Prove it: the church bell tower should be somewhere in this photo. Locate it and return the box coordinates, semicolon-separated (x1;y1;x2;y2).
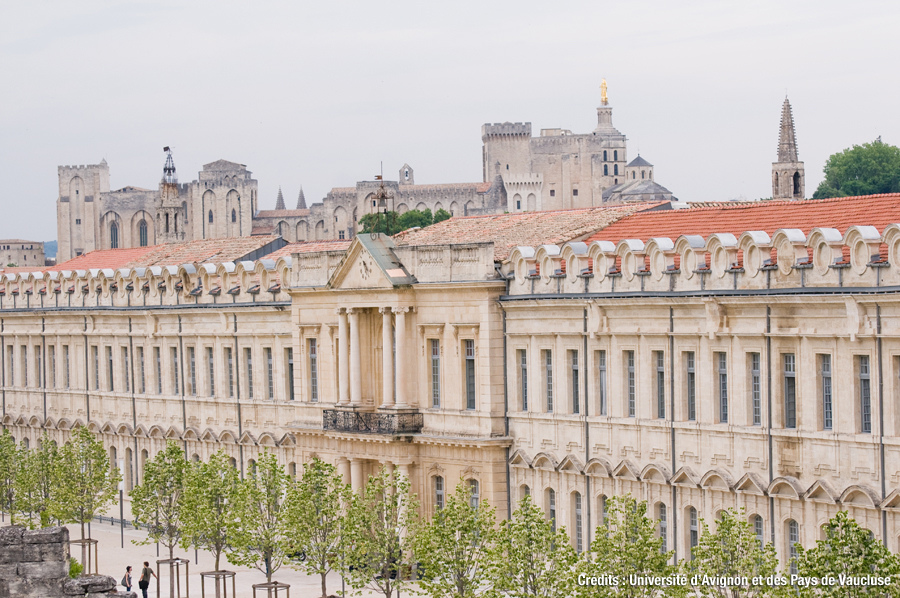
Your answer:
772;98;805;200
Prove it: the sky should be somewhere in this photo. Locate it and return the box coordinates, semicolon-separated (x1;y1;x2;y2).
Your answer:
1;0;898;242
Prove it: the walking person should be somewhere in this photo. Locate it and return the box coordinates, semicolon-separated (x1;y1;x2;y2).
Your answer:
138;561;157;598
121;566;132;592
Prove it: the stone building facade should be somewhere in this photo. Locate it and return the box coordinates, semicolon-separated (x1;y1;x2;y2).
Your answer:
1;240;45;268
9;193;900;571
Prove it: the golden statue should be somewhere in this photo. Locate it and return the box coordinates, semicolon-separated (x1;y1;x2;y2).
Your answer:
600;79;608;105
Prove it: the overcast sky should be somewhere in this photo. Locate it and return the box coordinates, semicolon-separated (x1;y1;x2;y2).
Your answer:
2;0;898;242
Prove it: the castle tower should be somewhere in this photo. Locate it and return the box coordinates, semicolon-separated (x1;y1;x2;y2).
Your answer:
275;187;285;210
772;98;805;200
481;122;533;183
157;147;187;243
56;160;110;261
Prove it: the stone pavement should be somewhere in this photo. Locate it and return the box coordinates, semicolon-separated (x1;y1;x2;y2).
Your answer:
64;522;412;598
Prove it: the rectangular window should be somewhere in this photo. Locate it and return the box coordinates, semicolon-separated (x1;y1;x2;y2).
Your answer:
717;352;728;423
750;353;761;426
188;347;197;396
597;350;607;415
122;347;130;393
655;351;665;419
35;346;42;389
465;339;476;410
626;350;635;417
574;493;583;553
6;346;13;387
431;339;441;408
226;347;234;398
171;347;179;394
821;354;832;430
92;345;99;390
155;347;162;394
570;350;580;414
435;476;445;510
22;346;28;387
265;347;274;400
285;348;294;401
859;355;872;433
689;508;699;560
659;504;667;553
544;349;553;412
207;347;215;397
783;354;796;428
309;339;318;403
548;489;556;533
106;346;113;392
138;347;145;394
686;352;696;421
518;349;527;411
49;346;56;388
244;348;253;399
63;345;70;389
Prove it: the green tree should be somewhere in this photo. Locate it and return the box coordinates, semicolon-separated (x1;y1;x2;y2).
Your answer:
413;479;497;598
55;426;121;569
397;208;433;230
343;467;419;598
689;508;784;598
813;139;900;199
0;430;19;524
433;208;452;224
359;208;435;235
130;441;188;560
228;451;291;584
180;451;243;574
486;494;576;598
282;457;350;598
16;434;59;528
575;494;682;598
796;510;900;598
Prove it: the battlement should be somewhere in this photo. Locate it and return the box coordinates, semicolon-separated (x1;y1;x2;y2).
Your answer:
58;162;107;172
481;122;532;139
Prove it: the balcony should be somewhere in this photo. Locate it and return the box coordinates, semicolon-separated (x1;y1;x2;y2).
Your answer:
323;408;423;435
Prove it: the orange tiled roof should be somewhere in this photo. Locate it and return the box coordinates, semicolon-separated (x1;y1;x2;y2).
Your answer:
255;209;311;218
262;240;352;260
50;236;282;271
585;194;900;244
393;203;665;261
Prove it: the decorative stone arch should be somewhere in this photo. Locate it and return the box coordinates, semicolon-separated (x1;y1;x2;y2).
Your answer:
164;426;182;440
115;423;133;437
807;227;844;275
771;228;809;276
296;220;309;242
644;237;676;282
673;235;706;280
639;463;671;484
615;239;647;281
257;432;278;448
561;241;589;283
699;468;734;491
464;200;475;215
238;431;257;446
734;472;768;495
531;452;558;471
396;203;409;214
86;421;102;434
133;424;149;438
803;480;839;504
843;225;883;276
147;425;166;440
449;201;459;216
508;246;536;286
587;240;616;282
706;233;740;279
839;484;880;508
585;458;612;478
99;422;117;436
200;428;219;443
27;415;43;429
670;466;700;488
768;476;804;499
508;449;533;469
558;454;585;475
314;220;325;240
219;430;238;444
182;427;201;442
612;459;640;480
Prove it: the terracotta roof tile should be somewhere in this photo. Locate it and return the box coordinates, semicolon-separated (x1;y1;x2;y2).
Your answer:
586;194;900;244
262;240;353;260
393;203;665;261
255;209;311;218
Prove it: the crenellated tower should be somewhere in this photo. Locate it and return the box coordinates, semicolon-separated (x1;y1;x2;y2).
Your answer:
772;97;805;200
156;147;188;243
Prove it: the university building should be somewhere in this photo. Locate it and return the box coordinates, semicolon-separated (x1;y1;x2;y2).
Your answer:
5;190;900;570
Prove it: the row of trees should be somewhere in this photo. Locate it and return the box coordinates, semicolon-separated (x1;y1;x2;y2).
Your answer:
358;207;452;235
3;429;899;597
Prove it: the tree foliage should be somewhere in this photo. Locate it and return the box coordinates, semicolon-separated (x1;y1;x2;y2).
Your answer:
413;479;497;598
0;430;19;524
486;494;576;598
180;450;244;572
130;441;188;560
343;467;419;598
689;508;784;598
813;139;900;199
282;457;350;598
433;208;452;224
576;494;682;598
16;434;59;528
796;510;900;598
359;208;441;235
228;451;291;583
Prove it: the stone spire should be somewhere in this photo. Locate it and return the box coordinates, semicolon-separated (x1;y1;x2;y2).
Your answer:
275;186;285;210
162;146;177;184
777;97;799;162
296;187;307;209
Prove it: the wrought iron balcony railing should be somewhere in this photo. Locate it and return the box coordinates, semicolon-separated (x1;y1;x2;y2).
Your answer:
323;409;423;435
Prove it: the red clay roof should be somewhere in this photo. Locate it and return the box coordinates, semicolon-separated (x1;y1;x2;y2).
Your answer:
255;209;311;218
393;203;665;261
586;194;900;244
51;236;281;271
262;240;352;260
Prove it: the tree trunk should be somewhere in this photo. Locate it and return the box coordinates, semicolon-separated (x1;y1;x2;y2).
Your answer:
320;572;327;597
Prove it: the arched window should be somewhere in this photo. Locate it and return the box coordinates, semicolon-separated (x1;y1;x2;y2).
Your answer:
793;171;801;196
573;492;583;552
174;213;178;233
658;503;667;552
632;172;635;179
231;209;237;223
248;459;257;476
208;210;213;224
138;220;148;247
228;456;237;469
753;515;764;546
110;222;119;249
434;476;445;510
604;164;608;176
125;447;133;491
787;519;799;574
688;507;699;559
599;494;608;526
641;170;646;179
191;453;200;462
468;479;479;509
614;150;618;161
614;165;619;175
546;488;557;532
165;213;170;233
520;484;530;501
23;437;30;450
140;449;149;480
109;446;117;471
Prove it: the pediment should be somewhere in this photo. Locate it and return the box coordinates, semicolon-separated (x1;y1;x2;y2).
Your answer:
328;234;415;290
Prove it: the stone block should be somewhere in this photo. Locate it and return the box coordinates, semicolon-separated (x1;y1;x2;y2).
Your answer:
63;574;117;595
0;525;24;545
0;546;23;564
18;559;68;578
23;525;69;544
0;562;18;578
21;543;42;562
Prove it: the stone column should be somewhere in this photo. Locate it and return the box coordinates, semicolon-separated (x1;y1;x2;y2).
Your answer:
380;307;394;408
348;308;362;406
350;458;364;492
338;308;349;405
396;462;411;536
336;457;350;486
393;307;409;408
